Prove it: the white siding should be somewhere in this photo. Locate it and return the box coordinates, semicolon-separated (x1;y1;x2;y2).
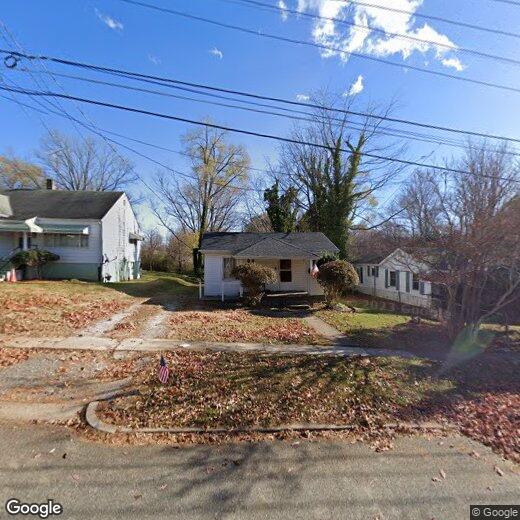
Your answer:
355;250;432;308
100;194;141;282
203;255;321;297
204;254;226;296
30;219;102;264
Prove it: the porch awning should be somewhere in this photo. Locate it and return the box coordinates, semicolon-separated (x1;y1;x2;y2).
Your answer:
129;232;144;241
38;224;90;235
0;220;30;232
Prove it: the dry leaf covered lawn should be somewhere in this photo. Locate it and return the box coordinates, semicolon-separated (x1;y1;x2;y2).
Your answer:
0;347;34;368
100;351;450;430
165;309;323;344
0;281;132;336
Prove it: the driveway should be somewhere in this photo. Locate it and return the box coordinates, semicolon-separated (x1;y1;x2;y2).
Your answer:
0;421;518;520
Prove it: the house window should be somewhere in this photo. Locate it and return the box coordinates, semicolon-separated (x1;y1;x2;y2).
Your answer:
223;257;236;279
372;266;379;278
389;270;397;287
43;233;89;248
280;259;292;282
412;273;420;291
358;267;364;284
367;266;371;277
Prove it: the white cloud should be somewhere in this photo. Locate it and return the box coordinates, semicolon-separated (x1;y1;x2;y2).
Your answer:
95;9;123;31
299;0;465;71
441;56;465;71
347;75;364;96
148;55;161;65
296;93;310;101
278;0;289;21
209;47;224;59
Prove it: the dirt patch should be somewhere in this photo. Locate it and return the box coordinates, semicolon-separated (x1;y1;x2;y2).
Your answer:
164;309;323;344
106;305;161;339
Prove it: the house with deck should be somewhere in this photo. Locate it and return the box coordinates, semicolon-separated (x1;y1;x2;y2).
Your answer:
200;232;339;299
0;181;142;282
354;248;433;309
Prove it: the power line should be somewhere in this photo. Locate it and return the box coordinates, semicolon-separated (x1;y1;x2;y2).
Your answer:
0;91;263;193
344;0;520;40
226;0;520;68
3;48;520;145
2;84;518;183
115;0;520;96
13;66;496;154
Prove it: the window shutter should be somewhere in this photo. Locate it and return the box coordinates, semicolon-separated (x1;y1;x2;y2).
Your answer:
385;269;389;288
419;281;425;295
406;272;411;293
395;270;400;291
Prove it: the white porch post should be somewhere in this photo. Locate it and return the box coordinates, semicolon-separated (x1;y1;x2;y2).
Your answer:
22;232;28;251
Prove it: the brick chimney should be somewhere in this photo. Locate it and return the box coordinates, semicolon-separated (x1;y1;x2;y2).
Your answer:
46;178;56;190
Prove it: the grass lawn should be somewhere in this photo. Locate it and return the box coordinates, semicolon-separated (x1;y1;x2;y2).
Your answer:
99;351;450;430
316;297;518;357
0;271;198;337
165;309;323;344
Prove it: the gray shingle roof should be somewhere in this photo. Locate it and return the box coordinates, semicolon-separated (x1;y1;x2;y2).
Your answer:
200;232;339;258
0;190;124;220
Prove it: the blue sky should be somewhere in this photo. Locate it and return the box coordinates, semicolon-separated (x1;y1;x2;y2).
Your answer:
1;0;520;227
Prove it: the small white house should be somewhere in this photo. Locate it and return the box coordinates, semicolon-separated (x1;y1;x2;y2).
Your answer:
200;232;339;299
0;182;142;282
355;248;433;308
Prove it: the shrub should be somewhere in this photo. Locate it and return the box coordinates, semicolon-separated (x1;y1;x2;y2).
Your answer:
10;249;60;279
317;259;359;307
231;263;277;306
316;253;338;268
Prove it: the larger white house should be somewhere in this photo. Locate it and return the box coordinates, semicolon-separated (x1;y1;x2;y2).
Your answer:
354;248;433;308
0;182;142;282
200;232;339;299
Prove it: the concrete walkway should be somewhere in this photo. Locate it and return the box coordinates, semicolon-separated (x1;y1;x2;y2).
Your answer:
0;335;416;359
303;315;349;344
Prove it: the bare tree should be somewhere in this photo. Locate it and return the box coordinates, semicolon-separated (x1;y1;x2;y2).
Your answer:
274;91;405;258
394;142;520;342
0;152;45;189
38;130;136;191
153;123;250;271
141;229;164;271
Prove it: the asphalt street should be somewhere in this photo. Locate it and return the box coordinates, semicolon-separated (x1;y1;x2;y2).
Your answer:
0;421;518;520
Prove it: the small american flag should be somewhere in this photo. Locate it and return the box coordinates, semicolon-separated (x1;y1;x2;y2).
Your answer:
158;355;170;384
311;264;320;278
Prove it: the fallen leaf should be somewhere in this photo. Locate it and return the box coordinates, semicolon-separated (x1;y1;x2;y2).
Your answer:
494;466;504;476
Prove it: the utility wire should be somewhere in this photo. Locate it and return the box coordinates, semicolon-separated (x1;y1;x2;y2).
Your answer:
2;84;518;183
3;48;520;145
115;0;520;95
12;66;520;159
0;91;263;193
226;0;520;67
12;66;492;154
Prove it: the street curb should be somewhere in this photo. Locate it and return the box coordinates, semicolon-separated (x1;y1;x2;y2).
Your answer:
85;400;448;435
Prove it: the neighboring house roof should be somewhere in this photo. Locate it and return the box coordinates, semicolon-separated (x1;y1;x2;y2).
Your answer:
200;232;339;258
355;250;396;264
0;189;124;220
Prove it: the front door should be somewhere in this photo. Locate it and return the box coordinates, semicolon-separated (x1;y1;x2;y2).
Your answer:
279;259;293;291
